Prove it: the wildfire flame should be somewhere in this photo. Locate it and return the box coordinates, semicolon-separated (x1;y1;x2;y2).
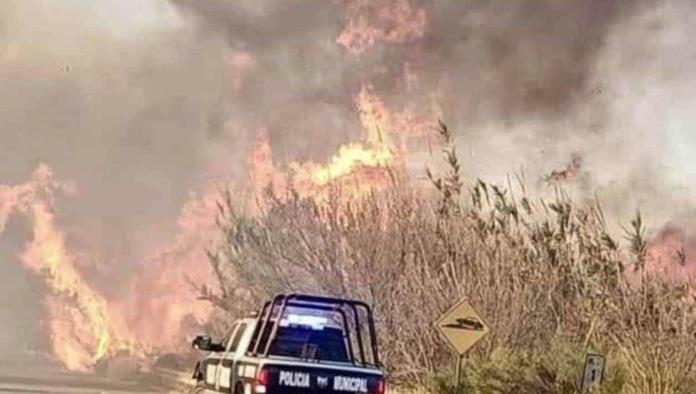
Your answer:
251;80;440;203
644;225;696;281
4;1;696;375
0;1;439;372
304;143;393;187
0;165;135;371
116;189;218;351
337;0;427;55
248;84;425;206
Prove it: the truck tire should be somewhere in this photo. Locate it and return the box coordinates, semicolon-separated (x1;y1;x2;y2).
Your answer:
234;382;244;394
188;382;205;394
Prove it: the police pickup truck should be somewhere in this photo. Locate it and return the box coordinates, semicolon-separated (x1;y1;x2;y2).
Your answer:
189;294;386;394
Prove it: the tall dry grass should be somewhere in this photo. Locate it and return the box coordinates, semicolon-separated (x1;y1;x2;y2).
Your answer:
200;122;696;394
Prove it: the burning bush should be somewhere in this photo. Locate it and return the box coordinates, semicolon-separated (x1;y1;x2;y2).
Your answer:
200;123;696;393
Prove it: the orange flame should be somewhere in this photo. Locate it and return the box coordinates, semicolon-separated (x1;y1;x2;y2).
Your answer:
337;0;427;54
2;164;223;369
0;165;136;371
293;143;394;188
115;189;218;352
248;84;431;206
643;225;696;281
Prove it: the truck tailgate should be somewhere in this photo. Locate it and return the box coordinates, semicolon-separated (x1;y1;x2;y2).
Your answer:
261;363;383;394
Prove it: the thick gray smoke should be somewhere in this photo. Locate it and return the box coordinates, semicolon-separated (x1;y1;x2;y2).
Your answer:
170;0;696;223
170;0;648;150
0;1;235;273
1;0;695;357
0;0;234;355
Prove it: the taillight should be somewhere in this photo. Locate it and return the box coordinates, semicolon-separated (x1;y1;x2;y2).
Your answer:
374;378;387;394
254;368;269;394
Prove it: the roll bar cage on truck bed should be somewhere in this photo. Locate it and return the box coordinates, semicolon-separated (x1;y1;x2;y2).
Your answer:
190;293;385;394
250;293;381;367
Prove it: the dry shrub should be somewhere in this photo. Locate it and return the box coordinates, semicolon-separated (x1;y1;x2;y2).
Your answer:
201;123;696;393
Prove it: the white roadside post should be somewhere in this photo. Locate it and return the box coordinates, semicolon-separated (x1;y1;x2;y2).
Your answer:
581;353;606;392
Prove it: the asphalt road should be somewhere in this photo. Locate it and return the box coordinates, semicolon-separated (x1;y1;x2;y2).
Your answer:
0;355;171;394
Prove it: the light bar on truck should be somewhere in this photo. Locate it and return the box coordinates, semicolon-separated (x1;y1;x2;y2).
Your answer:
280;314;328;329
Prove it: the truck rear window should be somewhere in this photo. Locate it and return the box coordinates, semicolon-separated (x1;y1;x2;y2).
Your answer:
249;319;350;363
270;325;349;362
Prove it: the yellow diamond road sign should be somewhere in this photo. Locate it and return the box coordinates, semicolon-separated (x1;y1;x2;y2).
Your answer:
436;298;490;355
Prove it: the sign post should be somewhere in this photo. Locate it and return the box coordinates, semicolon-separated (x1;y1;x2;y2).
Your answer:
455;354;466;388
435;298;490;391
